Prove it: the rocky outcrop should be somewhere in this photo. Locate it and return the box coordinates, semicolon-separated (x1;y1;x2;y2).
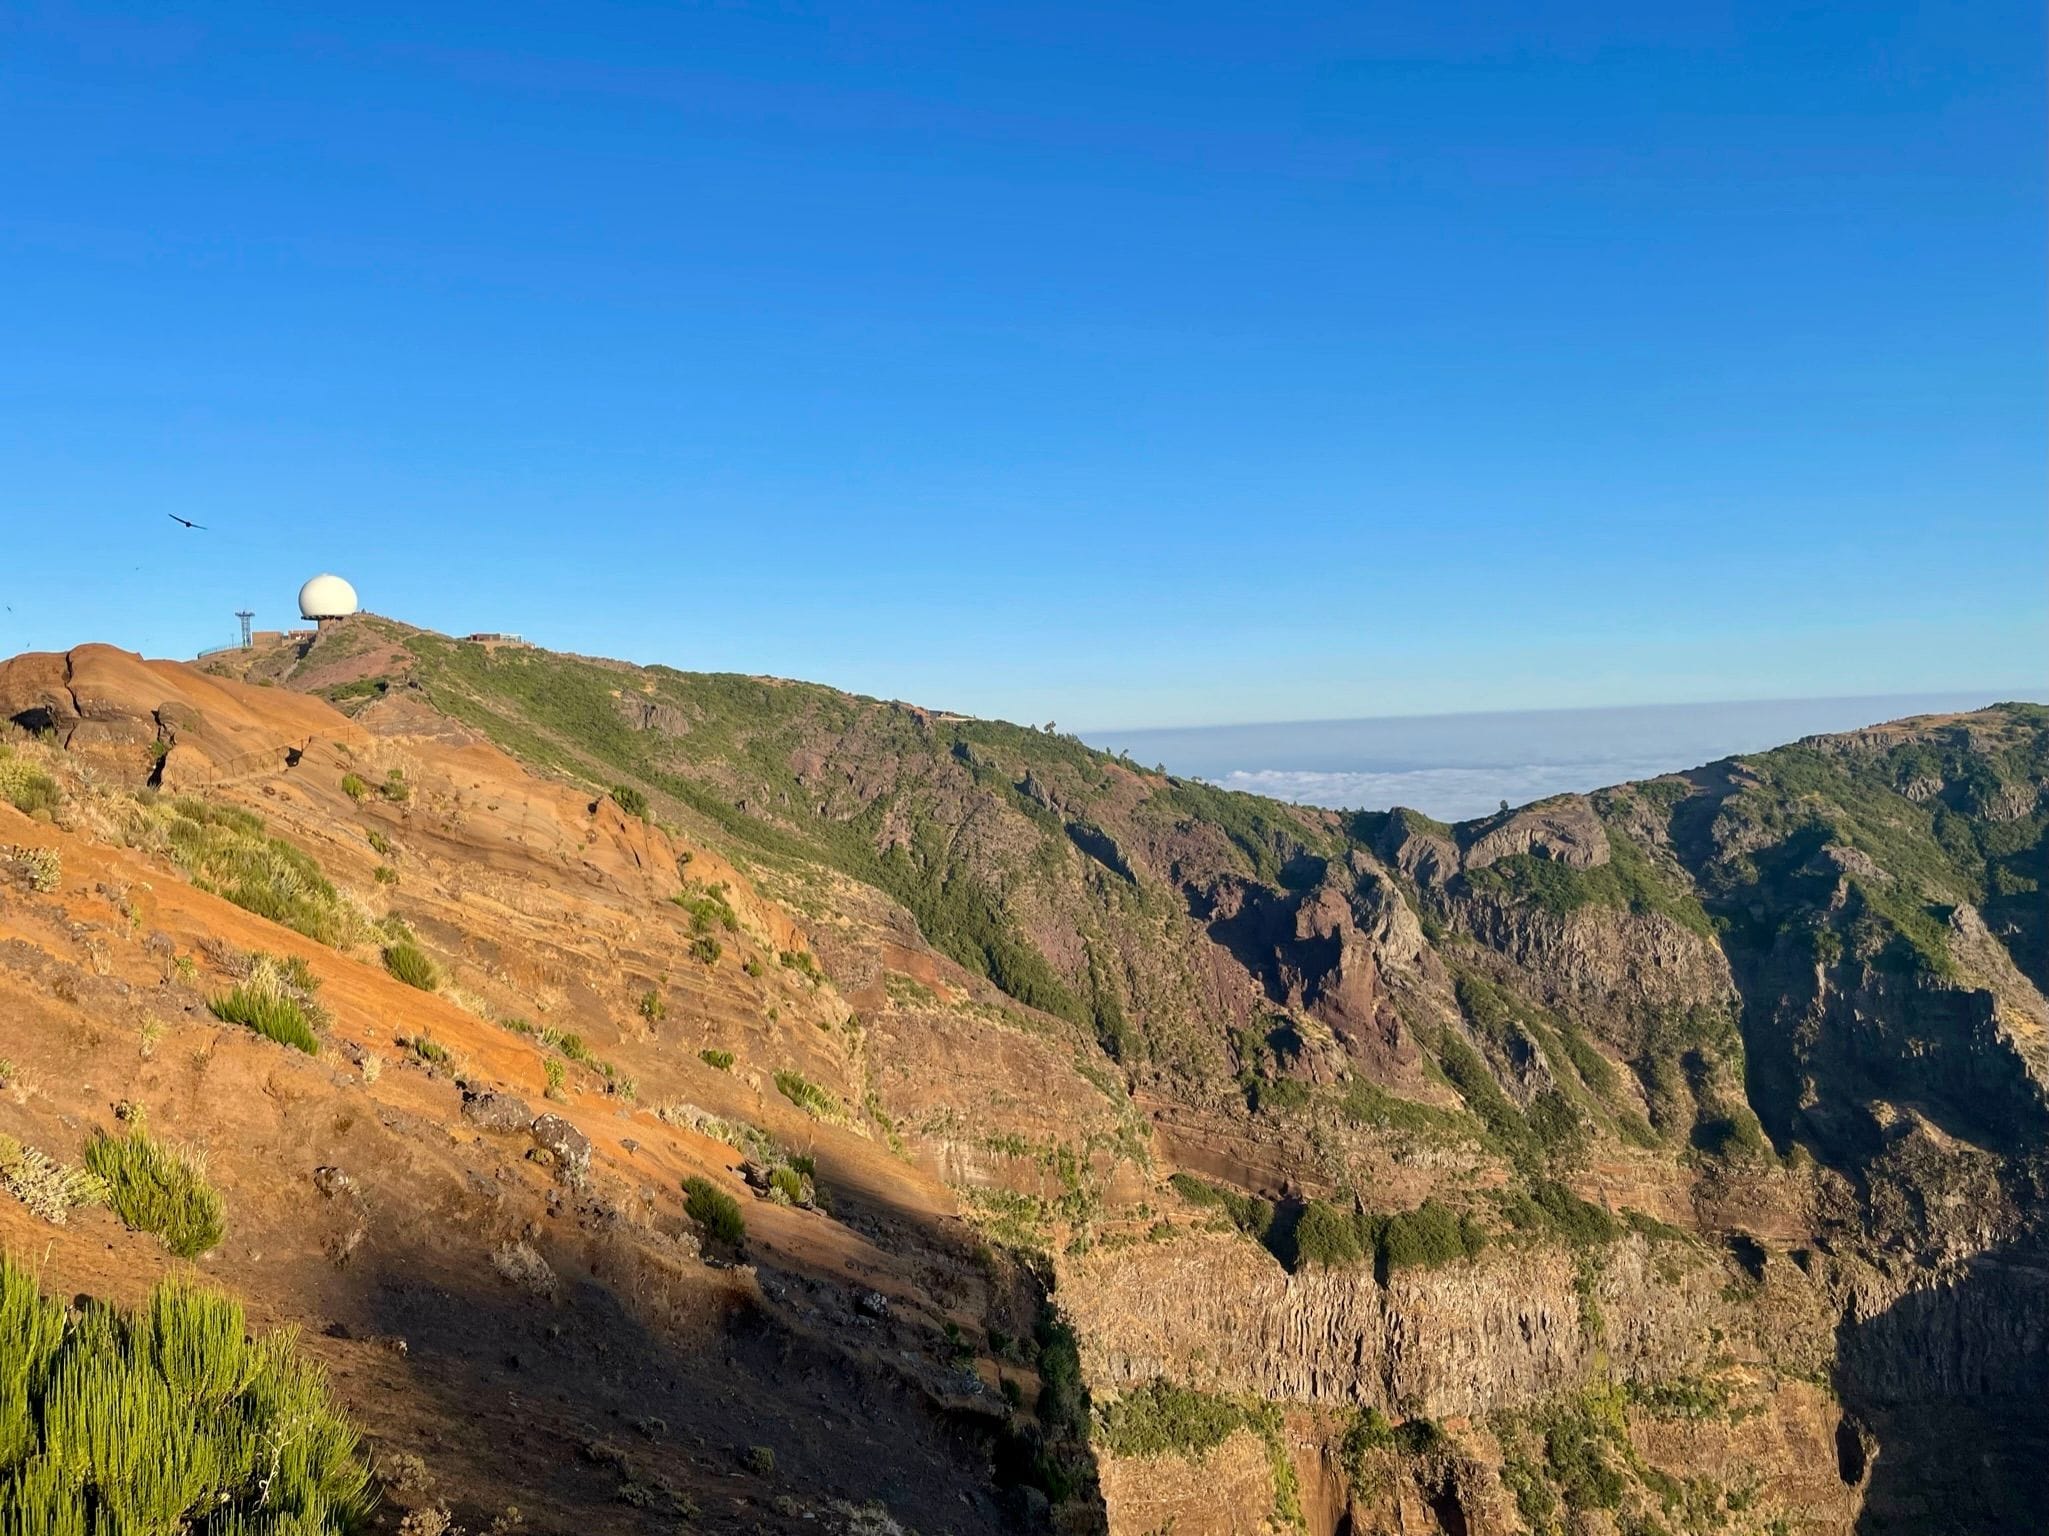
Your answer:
1462;797;1611;872
1061;1234;1735;1420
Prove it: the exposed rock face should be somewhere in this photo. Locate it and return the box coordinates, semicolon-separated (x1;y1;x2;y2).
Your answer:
1462;797;1611;872
1063;1234;1729;1418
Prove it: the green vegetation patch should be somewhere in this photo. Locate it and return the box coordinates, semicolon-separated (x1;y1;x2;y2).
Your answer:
1289;1197;1486;1276
1461;831;1711;937
82;1123;225;1258
382;940;440;991
144;796;368;948
0;747;62;816
683;1174;745;1246
0;1257;371;1531
208;981;318;1054
774;1070;841;1119
673;882;738;933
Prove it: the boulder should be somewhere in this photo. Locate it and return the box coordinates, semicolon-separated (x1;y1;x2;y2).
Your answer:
529;1114;591;1183
462;1087;535;1135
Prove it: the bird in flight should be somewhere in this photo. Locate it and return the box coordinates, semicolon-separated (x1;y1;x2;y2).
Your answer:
167;513;206;530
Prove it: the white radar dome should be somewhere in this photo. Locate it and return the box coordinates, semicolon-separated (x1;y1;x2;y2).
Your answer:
298;574;360;619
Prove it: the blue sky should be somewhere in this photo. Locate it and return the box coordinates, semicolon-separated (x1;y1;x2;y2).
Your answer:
2;0;2042;729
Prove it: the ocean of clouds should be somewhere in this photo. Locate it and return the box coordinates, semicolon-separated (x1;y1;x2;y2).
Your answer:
1212;759;1690;823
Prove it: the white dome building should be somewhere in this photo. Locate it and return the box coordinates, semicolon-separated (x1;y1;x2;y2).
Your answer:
298;573;360;625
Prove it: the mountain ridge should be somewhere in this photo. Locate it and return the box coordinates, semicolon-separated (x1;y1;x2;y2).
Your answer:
0;623;2043;1535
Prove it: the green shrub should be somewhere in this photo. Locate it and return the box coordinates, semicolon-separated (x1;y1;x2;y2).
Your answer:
83;1124;225;1258
699;1048;735;1071
1542;1396;1626;1510
1373;1199;1487;1273
340;772;368;801
366;829;392;855
379;769;409;803
774;1070;840;1119
374;864;398;885
1096;1378;1253;1459
382;940;439;990
638;989;665;1022
545;1029;594;1065
0;750;61;816
407;1033;452;1067
779;948;821;982
683;1174;745;1246
672;883;738;933
0;1257;371;1530
5;843;61;892
543;1058;566;1099
742;956;764;978
768;1165;806;1203
612;783;649;819
208;982;319;1054
1293;1200;1364;1267
690;935;722;966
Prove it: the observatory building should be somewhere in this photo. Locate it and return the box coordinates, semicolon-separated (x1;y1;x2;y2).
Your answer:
298;574;360;628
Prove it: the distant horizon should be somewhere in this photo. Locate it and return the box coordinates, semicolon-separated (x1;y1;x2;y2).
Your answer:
1076;686;2044;739
1081;688;2032;820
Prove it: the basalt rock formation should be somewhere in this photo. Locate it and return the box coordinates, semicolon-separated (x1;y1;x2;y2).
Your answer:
0;623;2041;1536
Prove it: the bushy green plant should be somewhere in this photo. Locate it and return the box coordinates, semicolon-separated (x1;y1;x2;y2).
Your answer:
1372;1199;1487;1273
0;1258;371;1531
671;883;738;933
0;749;61;816
611;783;649;819
339;772;368;801
382;940;439;991
774;1070;839;1119
689;935;722;966
683;1174;745;1246
699;1048;735;1071
1095;1378;1252;1459
1292;1200;1364;1267
82;1124;225;1258
407;1033;452;1066
4;844;61;892
208;981;319;1054
638;989;665;1022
